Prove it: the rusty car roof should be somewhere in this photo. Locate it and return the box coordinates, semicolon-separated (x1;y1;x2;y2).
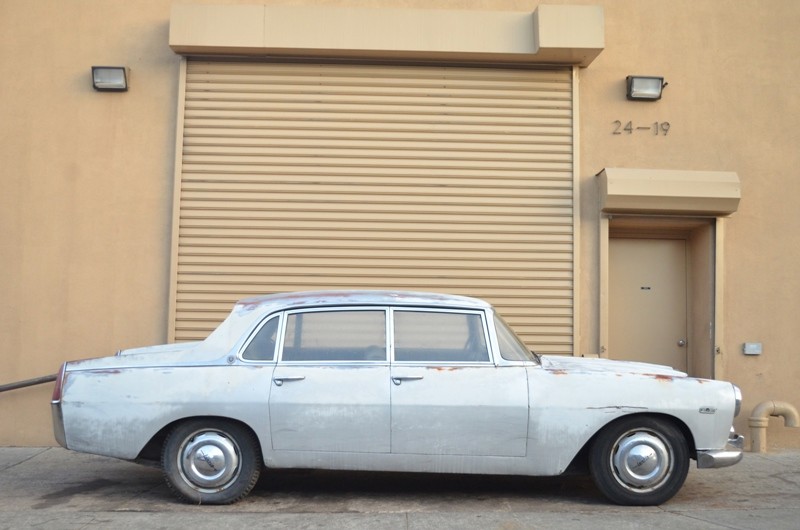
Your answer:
234;290;491;313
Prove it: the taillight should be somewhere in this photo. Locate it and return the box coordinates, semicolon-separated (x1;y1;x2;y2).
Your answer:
51;363;67;403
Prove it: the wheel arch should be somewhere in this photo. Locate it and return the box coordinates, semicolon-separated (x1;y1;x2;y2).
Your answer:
566;412;697;473
136;415;263;465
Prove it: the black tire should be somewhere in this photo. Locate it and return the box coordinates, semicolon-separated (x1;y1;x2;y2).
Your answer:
161;419;262;504
589;416;689;506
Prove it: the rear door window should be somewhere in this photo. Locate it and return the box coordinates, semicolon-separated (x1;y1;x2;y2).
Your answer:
281;309;386;362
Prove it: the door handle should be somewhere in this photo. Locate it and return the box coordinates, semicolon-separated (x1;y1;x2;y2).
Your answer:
677;340;687;348
391;376;423;386
273;376;306;386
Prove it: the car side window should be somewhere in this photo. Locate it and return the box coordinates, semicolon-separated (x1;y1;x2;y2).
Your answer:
393;310;489;363
242;315;280;361
494;312;537;362
281;310;386;362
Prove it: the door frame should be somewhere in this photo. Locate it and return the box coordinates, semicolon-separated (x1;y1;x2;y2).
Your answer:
598;215;727;380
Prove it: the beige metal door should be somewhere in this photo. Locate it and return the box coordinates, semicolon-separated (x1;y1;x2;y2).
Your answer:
609;238;687;371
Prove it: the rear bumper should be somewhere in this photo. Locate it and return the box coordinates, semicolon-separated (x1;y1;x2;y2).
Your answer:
51;401;67;449
696;428;744;469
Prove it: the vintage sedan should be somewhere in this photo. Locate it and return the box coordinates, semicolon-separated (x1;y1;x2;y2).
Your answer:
52;290;743;505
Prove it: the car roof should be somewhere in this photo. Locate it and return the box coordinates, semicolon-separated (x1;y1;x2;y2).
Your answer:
235;290;491;313
192;290;494;356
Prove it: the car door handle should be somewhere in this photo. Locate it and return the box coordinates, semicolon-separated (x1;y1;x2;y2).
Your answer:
273;376;306;386
391;376;424;386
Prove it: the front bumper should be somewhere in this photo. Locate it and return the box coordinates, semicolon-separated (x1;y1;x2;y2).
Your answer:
696;428;744;469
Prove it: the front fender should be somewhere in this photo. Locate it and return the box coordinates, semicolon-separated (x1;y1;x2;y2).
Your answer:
525;366;737;474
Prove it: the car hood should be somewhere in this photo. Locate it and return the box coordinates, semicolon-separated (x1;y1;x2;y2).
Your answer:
539;355;687;378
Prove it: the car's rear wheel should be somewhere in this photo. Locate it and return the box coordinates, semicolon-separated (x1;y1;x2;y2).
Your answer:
161;419;261;504
589;416;689;506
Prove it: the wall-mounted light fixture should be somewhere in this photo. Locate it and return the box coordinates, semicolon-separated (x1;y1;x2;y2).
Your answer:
92;66;129;92
626;76;667;101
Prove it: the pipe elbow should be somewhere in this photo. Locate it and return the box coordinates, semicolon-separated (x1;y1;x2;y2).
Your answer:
749;400;800;428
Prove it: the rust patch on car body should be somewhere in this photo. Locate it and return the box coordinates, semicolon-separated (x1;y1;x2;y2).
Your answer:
69;357;106;367
652;374;674;382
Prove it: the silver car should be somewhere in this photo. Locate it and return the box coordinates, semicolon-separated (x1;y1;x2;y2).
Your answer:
52;290;743;505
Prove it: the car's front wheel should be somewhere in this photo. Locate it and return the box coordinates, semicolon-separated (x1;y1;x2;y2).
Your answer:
161;419;262;504
589;416;689;506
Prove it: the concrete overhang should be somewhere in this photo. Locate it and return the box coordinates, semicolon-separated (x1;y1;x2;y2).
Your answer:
169;4;604;67
597;168;741;216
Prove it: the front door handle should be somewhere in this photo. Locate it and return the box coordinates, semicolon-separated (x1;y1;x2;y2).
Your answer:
273;376;306;386
391;376;424;386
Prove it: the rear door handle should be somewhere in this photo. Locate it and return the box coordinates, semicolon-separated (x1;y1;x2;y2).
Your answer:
391;376;423;386
273;376;306;386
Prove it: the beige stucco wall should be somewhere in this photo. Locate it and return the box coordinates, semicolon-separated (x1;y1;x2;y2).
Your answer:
577;0;800;447
2;0;798;449
0;0;179;444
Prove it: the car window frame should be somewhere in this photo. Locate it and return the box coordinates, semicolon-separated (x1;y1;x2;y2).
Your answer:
240;305;503;366
277;306;390;364
486;310;540;366
389;307;494;366
237;312;283;363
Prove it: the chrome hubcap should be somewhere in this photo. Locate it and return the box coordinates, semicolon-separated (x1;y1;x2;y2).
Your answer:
611;430;671;492
179;431;240;491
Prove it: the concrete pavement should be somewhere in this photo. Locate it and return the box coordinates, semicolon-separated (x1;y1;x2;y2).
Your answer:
0;447;798;529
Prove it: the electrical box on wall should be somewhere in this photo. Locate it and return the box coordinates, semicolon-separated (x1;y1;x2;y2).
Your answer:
743;342;763;355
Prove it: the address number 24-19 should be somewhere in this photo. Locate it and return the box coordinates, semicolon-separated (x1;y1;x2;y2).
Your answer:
613;121;671;135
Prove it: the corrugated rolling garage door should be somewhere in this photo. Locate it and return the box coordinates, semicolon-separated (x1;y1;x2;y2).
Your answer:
171;60;574;353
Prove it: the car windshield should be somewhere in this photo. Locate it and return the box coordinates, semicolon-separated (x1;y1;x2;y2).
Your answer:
494;312;539;363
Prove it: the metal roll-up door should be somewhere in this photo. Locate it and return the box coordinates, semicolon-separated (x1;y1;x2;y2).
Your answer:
172;60;574;353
